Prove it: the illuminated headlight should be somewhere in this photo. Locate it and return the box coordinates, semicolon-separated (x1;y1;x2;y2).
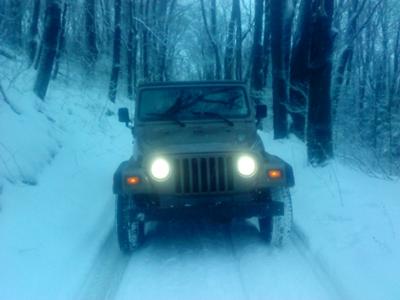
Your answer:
237;155;257;177
150;157;171;181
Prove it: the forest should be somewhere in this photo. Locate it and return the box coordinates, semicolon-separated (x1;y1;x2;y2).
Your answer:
1;1;400;299
0;0;399;173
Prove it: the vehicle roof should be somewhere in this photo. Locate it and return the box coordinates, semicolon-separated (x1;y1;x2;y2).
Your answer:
137;80;248;88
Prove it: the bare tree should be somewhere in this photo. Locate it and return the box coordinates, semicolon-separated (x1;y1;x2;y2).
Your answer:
250;0;264;92
270;0;290;139
142;0;150;81
85;0;98;69
224;0;241;80
33;0;61;100
127;0;136;99
306;0;335;165
53;1;67;79
200;0;222;80
28;0;41;65
108;0;122;102
261;0;271;86
224;0;236;80
7;0;23;48
289;0;313;140
234;0;242;80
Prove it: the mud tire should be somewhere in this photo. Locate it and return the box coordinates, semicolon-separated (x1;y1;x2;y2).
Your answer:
258;187;293;247
116;195;145;253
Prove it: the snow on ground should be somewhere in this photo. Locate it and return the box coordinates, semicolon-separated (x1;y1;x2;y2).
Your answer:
260;132;400;300
1;59;400;300
0;60;61;187
0;59;131;299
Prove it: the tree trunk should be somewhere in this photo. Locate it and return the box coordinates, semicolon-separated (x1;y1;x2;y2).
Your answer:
8;0;23;48
200;0;222;80
270;0;289;139
100;0;112;48
262;0;271;86
158;0;176;81
155;0;165;81
127;0;135;99
33;0;61;100
28;0;41;65
85;0;98;69
210;0;221;79
53;2;67;79
108;0;122;103
251;0;264;92
142;0;150;81
224;0;236;80
289;0;313;140
306;0;335;165
234;0;242;80
332;0;359;119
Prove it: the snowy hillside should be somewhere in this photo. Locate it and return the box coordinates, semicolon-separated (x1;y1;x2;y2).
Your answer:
1;59;400;300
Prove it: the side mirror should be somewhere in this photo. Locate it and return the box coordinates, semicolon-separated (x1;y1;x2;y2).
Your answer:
256;105;267;119
118;107;130;125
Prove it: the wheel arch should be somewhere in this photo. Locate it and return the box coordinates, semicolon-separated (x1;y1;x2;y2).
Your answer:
113;160;130;195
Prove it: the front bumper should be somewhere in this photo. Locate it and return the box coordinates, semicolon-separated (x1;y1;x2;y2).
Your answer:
134;191;284;221
142;200;283;221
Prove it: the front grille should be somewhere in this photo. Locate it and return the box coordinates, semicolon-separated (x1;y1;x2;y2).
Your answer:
174;155;234;194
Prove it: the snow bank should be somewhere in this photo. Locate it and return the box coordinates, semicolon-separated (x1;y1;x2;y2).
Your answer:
260;131;400;300
0;60;61;188
0;57;133;190
0;57;132;299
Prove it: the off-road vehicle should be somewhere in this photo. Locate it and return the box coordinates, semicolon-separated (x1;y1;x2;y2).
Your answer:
113;81;295;252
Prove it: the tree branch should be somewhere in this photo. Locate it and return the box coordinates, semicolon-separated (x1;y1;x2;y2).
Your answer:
0;82;21;115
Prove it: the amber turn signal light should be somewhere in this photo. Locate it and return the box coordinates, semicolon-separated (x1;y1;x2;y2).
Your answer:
267;169;282;179
126;176;140;185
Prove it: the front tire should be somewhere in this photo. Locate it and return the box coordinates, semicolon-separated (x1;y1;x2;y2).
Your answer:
116;195;145;253
259;187;293;247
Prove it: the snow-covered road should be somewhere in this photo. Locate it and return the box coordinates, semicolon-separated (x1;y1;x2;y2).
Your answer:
77;221;345;300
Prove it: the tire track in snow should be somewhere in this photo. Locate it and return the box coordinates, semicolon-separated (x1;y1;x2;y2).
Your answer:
76;227;130;300
77;219;344;300
194;221;250;300
291;223;350;300
223;224;250;300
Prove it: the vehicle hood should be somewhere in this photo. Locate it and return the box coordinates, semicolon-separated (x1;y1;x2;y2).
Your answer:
135;122;261;155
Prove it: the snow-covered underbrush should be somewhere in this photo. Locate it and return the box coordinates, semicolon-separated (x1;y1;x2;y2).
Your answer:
0;56;130;191
260;132;400;300
0;59;60;188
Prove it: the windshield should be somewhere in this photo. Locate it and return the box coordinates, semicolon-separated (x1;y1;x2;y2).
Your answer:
138;86;249;121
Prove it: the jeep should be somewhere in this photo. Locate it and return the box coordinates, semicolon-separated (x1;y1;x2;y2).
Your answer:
113;81;295;252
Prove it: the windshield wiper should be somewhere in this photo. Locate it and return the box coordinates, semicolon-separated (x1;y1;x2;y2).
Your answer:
162;89;241;116
146;112;186;127
191;111;234;127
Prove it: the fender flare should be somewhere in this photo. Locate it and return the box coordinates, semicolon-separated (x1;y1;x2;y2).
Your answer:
113;160;129;195
263;153;295;187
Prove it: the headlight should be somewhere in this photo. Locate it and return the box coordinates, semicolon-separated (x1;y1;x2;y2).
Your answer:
150;157;171;181
237;155;257;177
